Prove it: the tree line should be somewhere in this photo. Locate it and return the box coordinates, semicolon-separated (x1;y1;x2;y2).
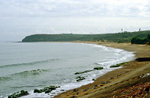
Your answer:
131;34;150;44
22;30;150;44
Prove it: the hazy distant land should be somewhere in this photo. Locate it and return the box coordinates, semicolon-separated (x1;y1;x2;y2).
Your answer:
22;30;150;44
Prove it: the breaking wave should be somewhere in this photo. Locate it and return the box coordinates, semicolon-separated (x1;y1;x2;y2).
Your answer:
0;58;60;68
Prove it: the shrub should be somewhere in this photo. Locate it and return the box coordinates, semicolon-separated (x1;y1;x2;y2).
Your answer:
131;37;147;44
147;34;150;44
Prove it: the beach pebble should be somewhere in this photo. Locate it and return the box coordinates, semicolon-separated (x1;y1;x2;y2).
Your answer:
73;89;78;92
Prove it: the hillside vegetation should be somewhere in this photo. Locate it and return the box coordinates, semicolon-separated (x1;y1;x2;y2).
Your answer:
131;34;150;44
22;30;150;43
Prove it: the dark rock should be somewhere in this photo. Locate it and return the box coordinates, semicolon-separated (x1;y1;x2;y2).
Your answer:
70;95;77;98
145;87;149;92
94;85;98;89
93;67;103;70
83;88;88;92
110;62;126;68
34;86;58;94
75;70;93;75
73;89;78;92
76;76;85;82
34;89;42;93
61;89;65;91
20;90;28;95
92;79;95;81
8;90;29;98
136;57;150;62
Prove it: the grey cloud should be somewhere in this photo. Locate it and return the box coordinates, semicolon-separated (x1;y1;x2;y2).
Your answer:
0;0;150;41
0;0;150;17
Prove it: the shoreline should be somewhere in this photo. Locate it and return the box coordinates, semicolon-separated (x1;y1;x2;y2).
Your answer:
21;42;134;98
2;41;134;98
54;41;150;98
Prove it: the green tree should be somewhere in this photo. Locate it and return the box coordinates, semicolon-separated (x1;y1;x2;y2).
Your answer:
147;34;150;44
131;37;147;44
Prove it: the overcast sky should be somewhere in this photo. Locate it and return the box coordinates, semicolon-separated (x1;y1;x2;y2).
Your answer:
0;0;150;41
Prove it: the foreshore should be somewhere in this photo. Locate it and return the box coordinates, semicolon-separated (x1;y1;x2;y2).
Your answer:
54;41;150;98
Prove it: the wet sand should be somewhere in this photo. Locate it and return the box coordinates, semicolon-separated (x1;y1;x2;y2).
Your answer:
54;42;150;98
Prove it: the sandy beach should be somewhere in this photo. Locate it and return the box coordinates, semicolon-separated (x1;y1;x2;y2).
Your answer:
54;42;150;98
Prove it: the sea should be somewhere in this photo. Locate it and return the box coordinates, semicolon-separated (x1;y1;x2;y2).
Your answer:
0;42;135;98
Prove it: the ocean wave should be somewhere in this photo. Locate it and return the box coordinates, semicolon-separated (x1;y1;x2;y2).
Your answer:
11;85;45;89
11;69;48;77
0;69;48;82
98;51;135;69
0;76;11;82
0;58;60;68
21;44;135;98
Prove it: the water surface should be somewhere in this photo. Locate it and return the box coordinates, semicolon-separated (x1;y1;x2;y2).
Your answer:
0;42;134;97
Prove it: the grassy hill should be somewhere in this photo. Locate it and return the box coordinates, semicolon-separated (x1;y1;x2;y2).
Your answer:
22;30;150;43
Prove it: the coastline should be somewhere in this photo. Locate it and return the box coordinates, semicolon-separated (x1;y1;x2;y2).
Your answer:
3;42;135;98
54;41;150;98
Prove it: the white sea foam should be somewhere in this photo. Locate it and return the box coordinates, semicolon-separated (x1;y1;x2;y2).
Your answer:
21;43;135;98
